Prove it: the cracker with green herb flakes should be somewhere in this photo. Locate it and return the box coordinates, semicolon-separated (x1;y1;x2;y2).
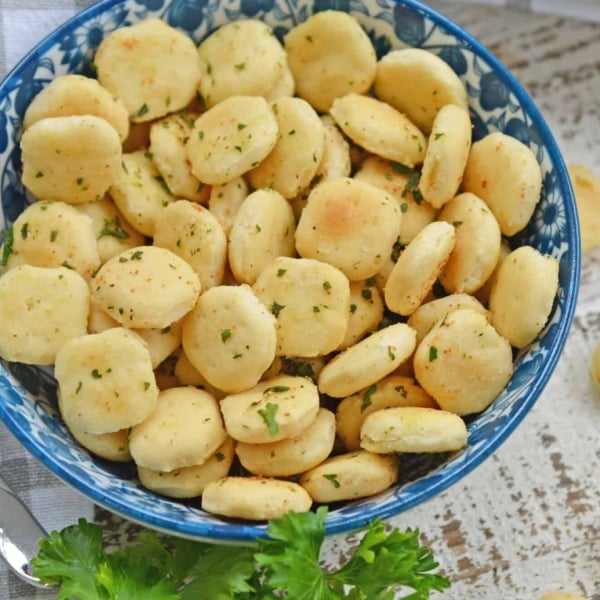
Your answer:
354;156;436;246
407;292;490;346
462;130;543;236
92;245;201;329
420;104;472;209
23;74;130;142
2;200;100;278
336;375;437;452
129;386;226;472
489;246;559;349
360;406;467;454
299;450;399;503
202;476;312;521
330;93;427;167
236;407;336;477
374;47;468;135
197;20;288;108
60;420;132;463
55;327;158;433
414;308;513;416
109;150;175;237
253;256;351;357
284;10;377;112
21;115;121;205
137;437;234;499
207;176;249;235
182;284;277;394
95;18;203;122
438;192;501;295
338;279;384;350
153;199;227;289
149;112;211;203
228;189;296;285
264;63;296;102
248;97;325;198
186;95;278;185
384;221;456;316
173;351;227;400
0;265;89;365
317;322;417;398
76;196;145;264
220;374;319;444
295;177;401;281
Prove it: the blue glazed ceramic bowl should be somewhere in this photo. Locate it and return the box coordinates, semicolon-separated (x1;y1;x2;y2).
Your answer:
0;0;580;542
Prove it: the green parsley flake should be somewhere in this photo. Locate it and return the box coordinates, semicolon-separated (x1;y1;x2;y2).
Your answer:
429;346;438;362
323;473;341;488
257;402;279;437
221;329;232;343
361;384;377;411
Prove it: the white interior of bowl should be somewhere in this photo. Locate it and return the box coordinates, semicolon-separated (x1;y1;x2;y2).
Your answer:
0;0;580;542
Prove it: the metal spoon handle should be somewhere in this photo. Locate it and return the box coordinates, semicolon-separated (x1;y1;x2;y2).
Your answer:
0;471;54;589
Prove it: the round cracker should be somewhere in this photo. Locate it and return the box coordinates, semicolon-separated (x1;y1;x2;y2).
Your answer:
76;196;145;264
21;115;122;204
219;375;320;444
488;246;559;349
23;74;130;141
336;374;437;451
207;177;249;235
374;48;468;134
0;265;89;365
153;199;227;289
181;284;277;394
295;177;401;281
354;156;436;245
186;95;279;185
109;150;175;237
137;437;234;499
360;406;467;454
568;164;600;253
201;476;312;520
236;408;336;477
149;112;210;203
129;386;227;472
247;97;325;199
284;10;376;112
5;200;100;279
330;93;427;167
384;221;456;316
198;20;288;107
317;322;417;398
228;188;296;285
55;327;159;433
252;256;350;357
407;293;490;345
299;450;399;503
95;18;203;122
420;104;472;208
92;245;201;329
438;192;502;294
413;308;513;416
338;280;384;350
462;131;542;236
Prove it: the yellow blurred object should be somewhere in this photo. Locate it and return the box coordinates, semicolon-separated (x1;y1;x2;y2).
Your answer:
568;164;600;254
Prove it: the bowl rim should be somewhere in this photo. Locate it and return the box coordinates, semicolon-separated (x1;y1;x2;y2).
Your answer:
0;0;581;542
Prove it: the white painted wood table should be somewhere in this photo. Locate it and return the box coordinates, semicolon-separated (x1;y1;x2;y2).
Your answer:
0;1;599;598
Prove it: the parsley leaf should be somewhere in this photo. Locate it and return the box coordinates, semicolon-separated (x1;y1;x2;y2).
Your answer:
32;509;450;599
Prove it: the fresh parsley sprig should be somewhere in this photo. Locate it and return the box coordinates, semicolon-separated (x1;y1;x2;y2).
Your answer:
31;507;450;599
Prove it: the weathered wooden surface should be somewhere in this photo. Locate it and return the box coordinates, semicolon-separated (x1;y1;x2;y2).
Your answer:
0;1;599;598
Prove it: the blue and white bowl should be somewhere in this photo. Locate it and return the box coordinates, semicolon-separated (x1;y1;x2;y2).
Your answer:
0;0;580;542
